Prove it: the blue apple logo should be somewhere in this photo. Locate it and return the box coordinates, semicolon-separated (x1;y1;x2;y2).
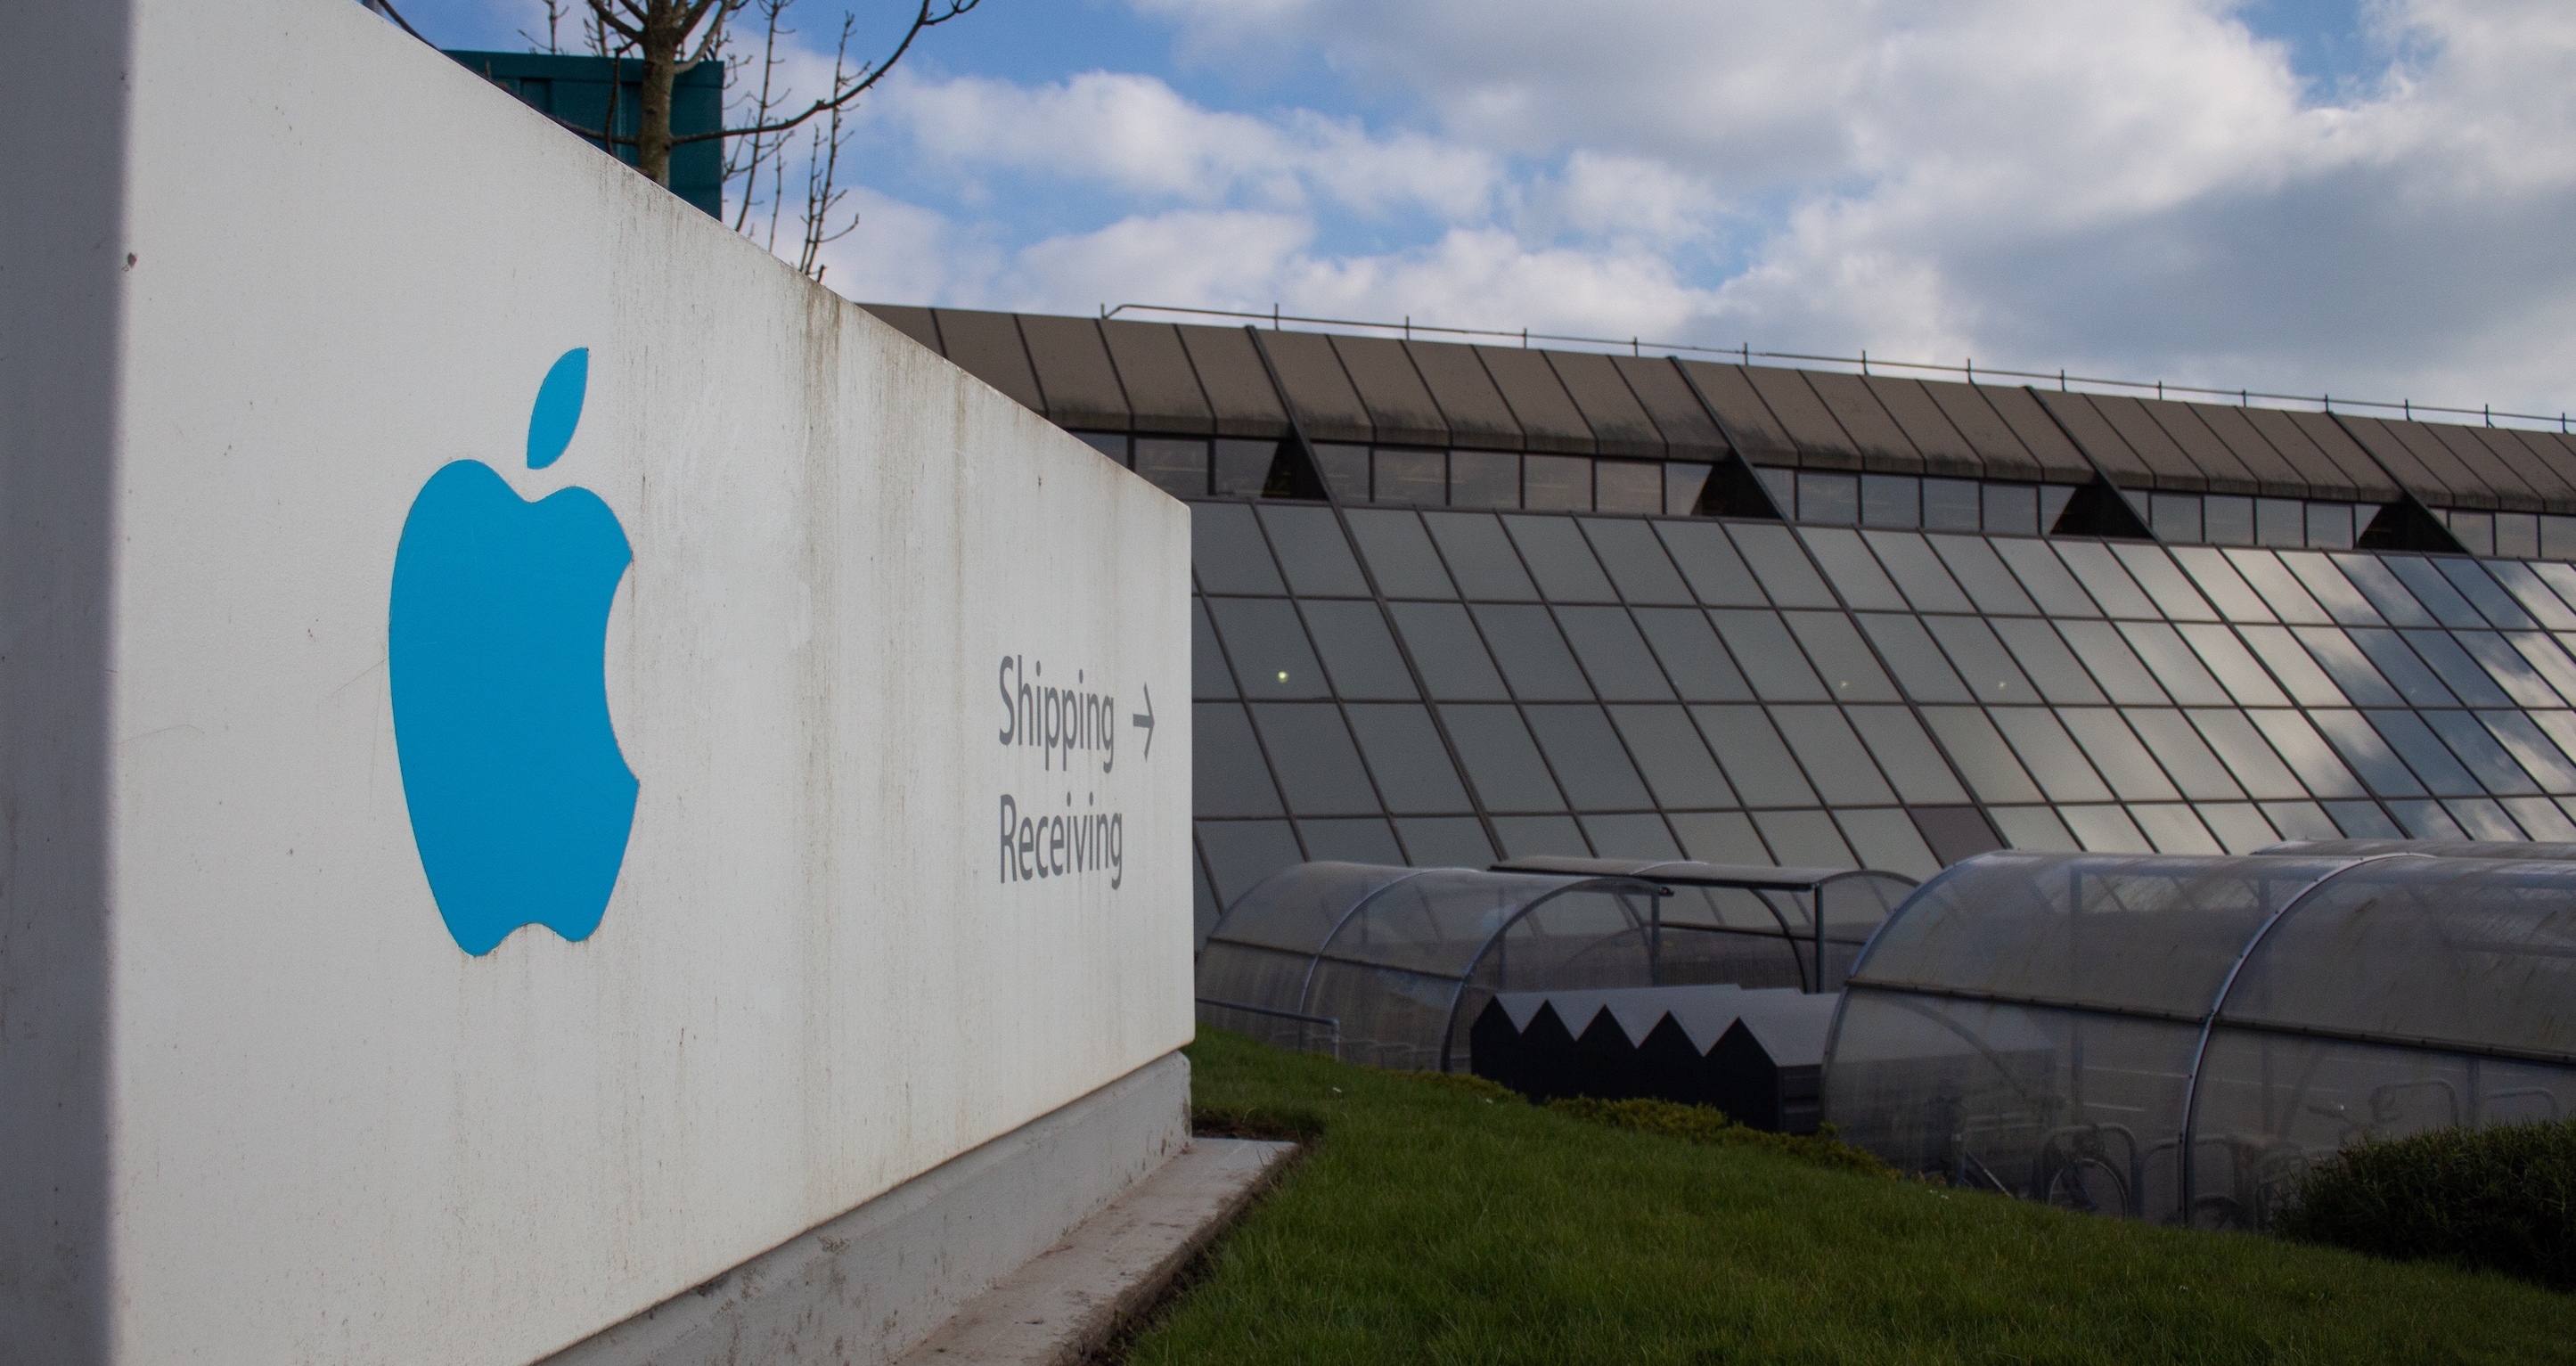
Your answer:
390;348;638;955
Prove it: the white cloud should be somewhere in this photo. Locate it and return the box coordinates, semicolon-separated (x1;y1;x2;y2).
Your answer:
806;0;2576;416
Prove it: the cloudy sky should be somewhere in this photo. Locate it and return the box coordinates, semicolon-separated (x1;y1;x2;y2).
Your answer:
400;0;2576;423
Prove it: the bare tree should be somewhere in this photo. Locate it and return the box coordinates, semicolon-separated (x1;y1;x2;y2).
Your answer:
561;1;976;279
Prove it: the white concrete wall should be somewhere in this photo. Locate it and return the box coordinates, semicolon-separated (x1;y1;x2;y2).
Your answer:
0;2;1194;1362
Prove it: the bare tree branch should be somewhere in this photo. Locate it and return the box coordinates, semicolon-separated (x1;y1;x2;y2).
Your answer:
669;0;977;146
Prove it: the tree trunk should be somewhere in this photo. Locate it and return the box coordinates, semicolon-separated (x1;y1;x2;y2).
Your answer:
634;2;686;188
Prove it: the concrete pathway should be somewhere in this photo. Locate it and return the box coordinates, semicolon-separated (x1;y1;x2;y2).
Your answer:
896;1137;1296;1365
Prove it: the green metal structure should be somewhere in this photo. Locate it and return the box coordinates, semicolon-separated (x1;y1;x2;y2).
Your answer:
444;50;724;217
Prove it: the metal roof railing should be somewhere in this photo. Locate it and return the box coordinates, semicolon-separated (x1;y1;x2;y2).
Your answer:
1099;301;2573;434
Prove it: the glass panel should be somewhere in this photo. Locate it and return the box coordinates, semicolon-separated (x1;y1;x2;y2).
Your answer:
1711;609;1830;700
2531;562;2576;617
2287;626;2401;707
2387;798;2467;838
2206;495;2257;545
2504;795;2576;838
2150;493;2203;543
2421;711;2539;795
2057;708;2179;800
2306;503;2358;550
1491;815;1589;858
1787;612;1901;702
1423;512;1538;601
2448;512;2497;558
1448;450;1520;508
2449;796;2524;838
2039;485;2076;536
2188;709;2306;799
1194;599;1236;698
2253;496;2302;546
1836;808;1940;879
1754;810;1855;865
1799;528;1909;609
2498;514;2544;560
1580;519;1693;603
1929;536;2039;615
2169;547;2275;622
1630;608;1754;701
1345;508;1456;597
1928;617;2040;704
1992;618;2107;703
2486;560;2576;629
2507;632;2576;705
2406;630;2515;707
1552;606;1676;701
1921;707;2046;804
1214;438;1287;495
1668;811;1773;864
1607;706;1736;808
1504;515;1617;601
2130;805;2222;854
2117;621;2232;705
1394;816;1495;869
1582;813;1682;860
2332;553;2438;626
2177;623;2289;706
1989;807;2079;850
1298;817;1404;865
1472;603;1592;700
1860;531;1974;612
1727;524;1839;607
2233;625;2348;707
2062;806;2154;852
1438;705;1566;811
2055;542;2162;618
2257;800;2339;839
2326;800;2403;837
1861;474;1921;528
1664;462;1713;516
2055;620;2168;704
1309;442;1367;500
1848;708;1969;804
2277;552;2382;625
1194;703;1284;816
2253;710;2372;798
1345;705;1473;813
1860;614;1975;702
1524;706;1654;809
1192;502;1284;593
2222;549;2334;624
2113;544;2219;620
1991;708;2115;802
1656;520;1770;605
2435;559;2537;628
2366;710;2479;794
1135;437;1210;498
2122;709;2244;799
1299;600;1418;699
1982;484;2040;536
1209;598;1330;699
1798;471;1859;524
1075;431;1130;463
1389;602;1509;699
1196;819;1304;905
2385;557;2485;626
1691;705;1819;806
1771;706;1896;805
1252;704;1381;815
1992;538;2099;616
2456;631;2566;708
1524;454;1592;511
1257;504;1370;595
2346;628;2458;707
1923;479;1981;530
1376;448;1449;505
1594;462;1662;515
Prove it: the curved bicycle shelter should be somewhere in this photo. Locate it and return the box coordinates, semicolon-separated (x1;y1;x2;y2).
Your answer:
1825;850;2576;1228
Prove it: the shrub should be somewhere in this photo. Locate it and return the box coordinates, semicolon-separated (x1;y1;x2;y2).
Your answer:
1547;1096;1899;1178
2276;1118;2576;1291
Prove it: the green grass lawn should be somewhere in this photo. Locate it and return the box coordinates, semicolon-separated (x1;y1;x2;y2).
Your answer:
1127;1029;2576;1365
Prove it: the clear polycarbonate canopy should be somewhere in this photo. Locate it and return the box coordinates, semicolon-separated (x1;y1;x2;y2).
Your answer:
1825;849;2576;1228
1198;858;1912;1073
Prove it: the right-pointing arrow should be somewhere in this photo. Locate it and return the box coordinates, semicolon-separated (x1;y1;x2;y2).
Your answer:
1132;684;1156;760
